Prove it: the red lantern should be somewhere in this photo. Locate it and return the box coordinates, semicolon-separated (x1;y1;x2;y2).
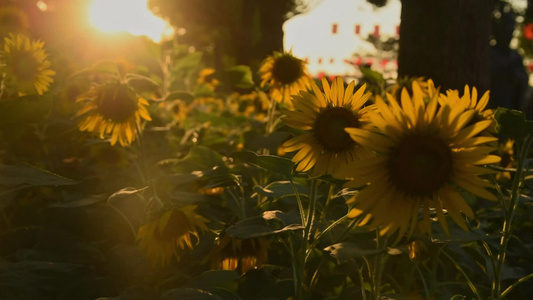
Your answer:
523;23;533;40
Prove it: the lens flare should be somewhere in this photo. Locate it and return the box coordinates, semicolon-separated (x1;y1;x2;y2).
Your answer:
89;0;173;42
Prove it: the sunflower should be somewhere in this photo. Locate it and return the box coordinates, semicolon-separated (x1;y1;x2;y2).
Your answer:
208;234;269;273
439;85;495;132
197;68;219;92
495;138;515;182
339;82;501;237
227;90;269;121
388;76;429;101
0;33;55;96
76;82;151;146
282;76;373;176
259;51;311;104
137;206;209;267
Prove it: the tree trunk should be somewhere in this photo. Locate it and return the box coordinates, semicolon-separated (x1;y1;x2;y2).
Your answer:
398;0;493;93
258;0;288;58
235;0;259;66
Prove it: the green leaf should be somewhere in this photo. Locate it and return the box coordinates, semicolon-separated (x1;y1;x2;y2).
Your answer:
108;186;149;202
188;270;239;292
232;151;294;177
194;83;215;98
49;195;106;208
494;107;528;141
431;222;496;243
253;181;308;199
224;65;254;89
124;73;160;93
199;167;241;189
0;164;78;187
162;91;195;103
324;242;384;263
173;146;227;173
107;187;148;230
0;94;53;123
68;60;119;79
162;288;223;300
359;66;385;83
169;191;213;205
225;210;303;239
0;260;81;299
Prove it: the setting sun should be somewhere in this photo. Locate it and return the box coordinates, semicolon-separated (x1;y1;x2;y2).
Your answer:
88;0;172;42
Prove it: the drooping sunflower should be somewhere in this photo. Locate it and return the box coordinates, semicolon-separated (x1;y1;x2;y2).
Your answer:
137;205;209;267
282;76;373;176
259;51;311;104
76;82;151;146
208;234;269;273
339;82;501;237
0;33;55;96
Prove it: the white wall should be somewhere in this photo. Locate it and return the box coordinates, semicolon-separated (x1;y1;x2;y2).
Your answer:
283;0;401;77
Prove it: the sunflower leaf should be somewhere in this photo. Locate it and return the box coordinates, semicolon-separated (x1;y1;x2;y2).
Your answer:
232;151;294;177
188;270;239;292
253;181;308;199
224;65;255;89
0;94;53;124
225;211;303;239
161;91;195;103
494;107;527;141
124;73;160;93
324;242;385;263
161;288;223;300
0;164;78;187
172;146;227;173
194;83;215;97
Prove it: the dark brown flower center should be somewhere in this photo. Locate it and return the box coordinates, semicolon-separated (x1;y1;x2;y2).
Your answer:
11;51;40;81
95;83;138;122
271;54;304;85
157;210;189;241
388;134;452;197
313;106;359;153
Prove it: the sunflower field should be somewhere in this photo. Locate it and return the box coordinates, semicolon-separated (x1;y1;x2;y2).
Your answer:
1;2;533;300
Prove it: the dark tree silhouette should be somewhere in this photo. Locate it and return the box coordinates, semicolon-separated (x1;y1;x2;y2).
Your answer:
148;0;307;71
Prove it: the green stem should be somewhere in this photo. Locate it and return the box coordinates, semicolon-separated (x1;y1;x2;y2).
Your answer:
480;240;498;292
306;215;348;262
320;185;335;216
290;180;306;227
298;179;318;300
135;121;149;186
370;232;388;300
440;247;481;299
278;235;301;299
499;272;533;298
289;233;304;300
492;135;533;299
109;203;138;241
265;85;282;137
304;179;318;242
414;262;430;300
353;260;368;300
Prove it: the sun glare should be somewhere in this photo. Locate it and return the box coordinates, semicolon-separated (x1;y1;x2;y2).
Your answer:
89;0;172;42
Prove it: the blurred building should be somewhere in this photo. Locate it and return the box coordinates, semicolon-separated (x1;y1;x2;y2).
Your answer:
283;0;401;78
